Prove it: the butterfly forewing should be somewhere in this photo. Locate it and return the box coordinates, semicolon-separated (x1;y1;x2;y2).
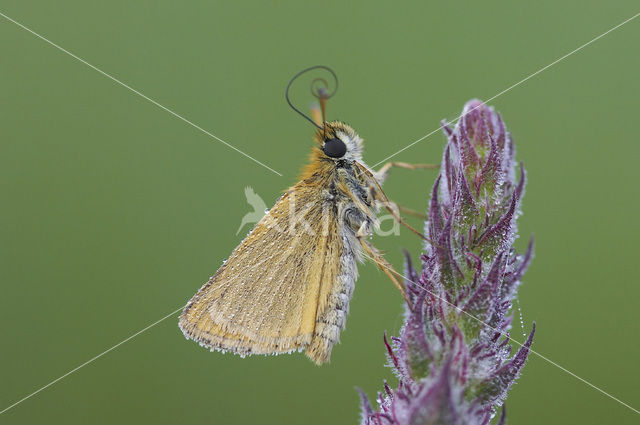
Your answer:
179;178;355;364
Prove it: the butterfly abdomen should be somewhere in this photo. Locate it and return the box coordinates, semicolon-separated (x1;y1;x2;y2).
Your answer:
307;234;359;364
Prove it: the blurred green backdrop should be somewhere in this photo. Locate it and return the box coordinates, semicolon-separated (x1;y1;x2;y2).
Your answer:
1;1;639;424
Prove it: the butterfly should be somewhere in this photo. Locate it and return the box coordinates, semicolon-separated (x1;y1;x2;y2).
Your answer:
179;66;434;364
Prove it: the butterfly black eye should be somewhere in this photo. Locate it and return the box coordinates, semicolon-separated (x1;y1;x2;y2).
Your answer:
323;138;347;158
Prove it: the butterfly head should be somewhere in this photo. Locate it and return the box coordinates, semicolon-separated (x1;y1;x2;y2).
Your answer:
316;121;363;162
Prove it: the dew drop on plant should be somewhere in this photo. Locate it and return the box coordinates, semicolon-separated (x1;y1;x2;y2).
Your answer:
515;296;526;338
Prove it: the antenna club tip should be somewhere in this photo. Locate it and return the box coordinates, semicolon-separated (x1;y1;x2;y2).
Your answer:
317;87;328;98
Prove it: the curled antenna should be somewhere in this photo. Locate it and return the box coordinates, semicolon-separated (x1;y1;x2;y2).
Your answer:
285;65;338;129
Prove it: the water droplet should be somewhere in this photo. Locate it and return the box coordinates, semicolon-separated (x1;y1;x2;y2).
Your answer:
515;296;526;338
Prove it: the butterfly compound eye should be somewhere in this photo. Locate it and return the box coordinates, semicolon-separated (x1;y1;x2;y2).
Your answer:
323;138;347;158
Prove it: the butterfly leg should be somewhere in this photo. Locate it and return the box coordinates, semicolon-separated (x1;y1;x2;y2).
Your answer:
373;197;430;243
356;223;409;303
375;161;439;184
386;201;427;220
352;162;432;242
399;206;427;220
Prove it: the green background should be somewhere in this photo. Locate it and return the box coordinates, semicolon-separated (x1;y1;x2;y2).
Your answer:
1;1;639;424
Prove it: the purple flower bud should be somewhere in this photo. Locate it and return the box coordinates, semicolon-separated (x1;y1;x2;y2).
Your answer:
361;100;535;424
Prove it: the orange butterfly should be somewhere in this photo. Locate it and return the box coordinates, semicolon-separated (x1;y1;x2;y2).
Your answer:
179;66;435;364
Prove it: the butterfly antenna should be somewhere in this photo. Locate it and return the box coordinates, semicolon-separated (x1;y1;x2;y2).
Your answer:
285;65;338;131
317;85;329;138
